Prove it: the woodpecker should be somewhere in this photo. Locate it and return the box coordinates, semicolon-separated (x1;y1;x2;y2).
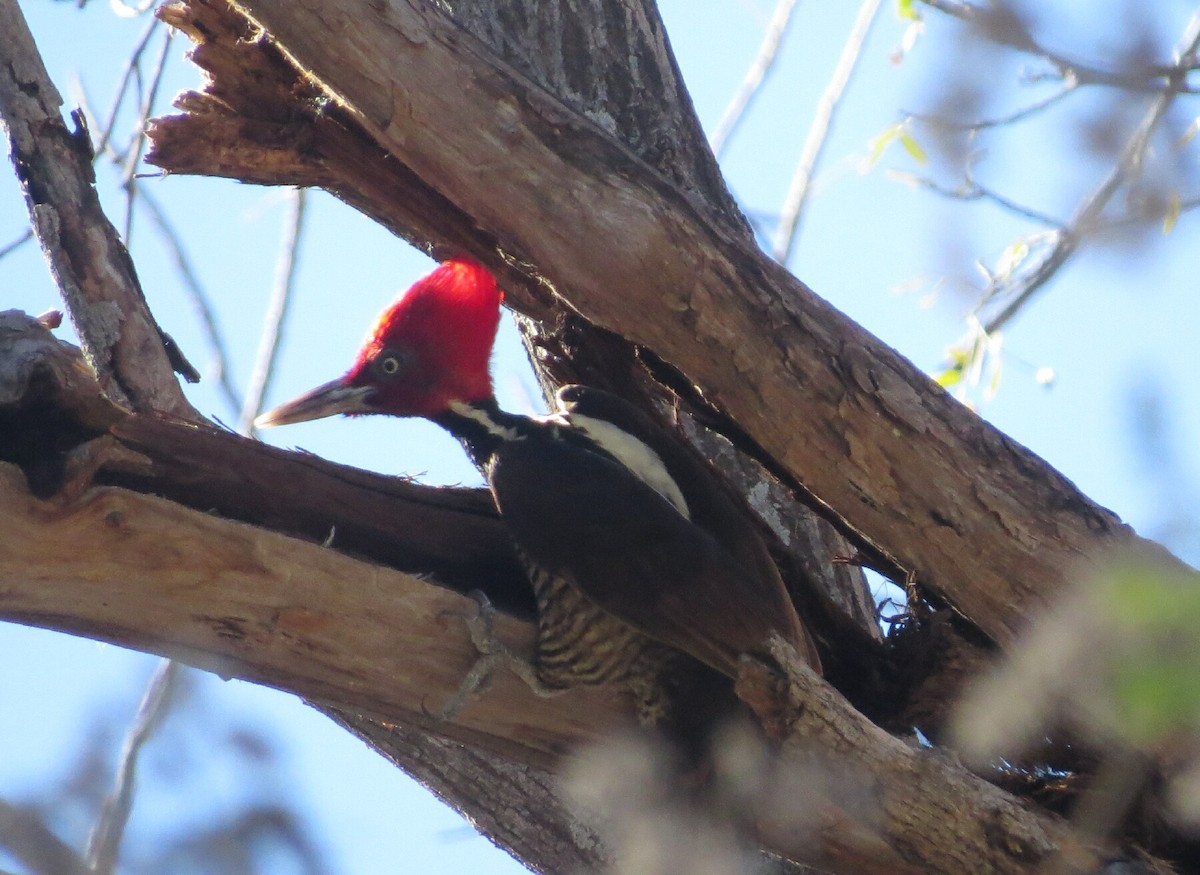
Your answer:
256;260;820;729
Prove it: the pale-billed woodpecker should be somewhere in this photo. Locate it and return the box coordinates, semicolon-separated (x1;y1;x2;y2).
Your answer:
256;260;820;739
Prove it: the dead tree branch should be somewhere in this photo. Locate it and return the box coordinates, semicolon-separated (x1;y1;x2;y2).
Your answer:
0;313;1153;874
0;0;197;418
146;0;1193;648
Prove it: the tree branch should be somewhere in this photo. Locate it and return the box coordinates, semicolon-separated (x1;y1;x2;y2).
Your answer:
0;458;612;769
918;0;1200;93
148;0;1196;649
0;801;90;875
709;0;800;158
979;9;1200;335
6;0;1195;869
3;312;1172;873
86;659;181;875
0;420;1081;875
240;187;307;434
772;0;884;262
0;0;197;418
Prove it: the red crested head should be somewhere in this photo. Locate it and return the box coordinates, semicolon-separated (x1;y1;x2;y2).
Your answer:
256;260;503;427
344;259;503;415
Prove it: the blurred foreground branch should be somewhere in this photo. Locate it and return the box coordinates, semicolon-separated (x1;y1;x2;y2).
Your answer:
920;0;1200;92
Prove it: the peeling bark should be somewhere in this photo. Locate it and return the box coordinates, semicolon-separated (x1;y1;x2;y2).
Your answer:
146;0;1191;653
0;311;1175;875
0;0;198;419
2;0;1197;870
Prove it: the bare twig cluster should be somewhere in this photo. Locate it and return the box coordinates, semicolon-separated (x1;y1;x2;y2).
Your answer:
910;3;1200;397
710;0;887;258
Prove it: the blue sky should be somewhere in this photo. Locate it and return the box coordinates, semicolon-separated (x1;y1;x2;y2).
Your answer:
3;1;1198;872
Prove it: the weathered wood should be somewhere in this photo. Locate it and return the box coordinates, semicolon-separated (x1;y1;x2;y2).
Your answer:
234;0;1140;640
147;0;885;693
149;0;1190;653
324;712;613;875
0;461;626;767
738;642;1098;875
0;309;535;614
0;312;1175;874
0;0;197;419
103;415;538;617
5;0;1194;868
0;462;1101;875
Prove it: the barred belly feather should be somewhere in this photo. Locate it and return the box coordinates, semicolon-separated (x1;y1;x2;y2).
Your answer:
522;554;679;726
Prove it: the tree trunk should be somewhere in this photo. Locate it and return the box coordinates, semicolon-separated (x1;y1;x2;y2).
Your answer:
1;0;1195;871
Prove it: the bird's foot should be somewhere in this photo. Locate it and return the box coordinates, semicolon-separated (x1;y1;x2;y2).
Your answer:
440;590;565;720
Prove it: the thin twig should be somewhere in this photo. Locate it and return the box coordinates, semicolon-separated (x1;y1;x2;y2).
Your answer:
772;0;883;262
904;172;1065;228
92;14;159;158
910;76;1077;131
709;0;800;158
240;188;309;435
0;227;33;259
919;0;1200;93
979;8;1200;334
120;55;145;242
85;659;181;875
120;26;173;245
139;186;244;416
1094;192;1200;233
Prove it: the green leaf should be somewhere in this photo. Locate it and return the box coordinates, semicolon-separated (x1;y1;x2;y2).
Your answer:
995;239;1030;280
985;354;1003;400
898;128;928;164
896;0;921;21
1164;192;1181;234
934;366;963;388
1181;116;1200;146
1099;563;1200;745
934;345;971;388
1112;658;1200;744
862;123;904;172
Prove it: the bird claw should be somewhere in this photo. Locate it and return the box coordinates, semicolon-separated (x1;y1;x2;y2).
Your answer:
440;590;564;720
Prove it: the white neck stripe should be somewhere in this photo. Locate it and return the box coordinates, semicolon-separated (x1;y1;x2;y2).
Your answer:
447;400;522;440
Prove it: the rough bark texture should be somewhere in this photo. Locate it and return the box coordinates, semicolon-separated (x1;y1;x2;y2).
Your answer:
0;0;197;419
147;0;887;698
0;277;1172;875
323;711;614;875
2;0;1197;871
0;309;865;873
146;0;1192;650
0;315;946;875
446;0;749;236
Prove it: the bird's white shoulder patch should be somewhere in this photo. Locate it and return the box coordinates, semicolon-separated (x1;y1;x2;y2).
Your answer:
560;412;690;520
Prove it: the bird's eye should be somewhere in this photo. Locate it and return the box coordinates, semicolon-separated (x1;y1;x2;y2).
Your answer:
374;348;410;379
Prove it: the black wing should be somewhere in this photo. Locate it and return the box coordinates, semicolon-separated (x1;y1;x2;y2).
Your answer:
488;427;808;680
556;385;821;670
